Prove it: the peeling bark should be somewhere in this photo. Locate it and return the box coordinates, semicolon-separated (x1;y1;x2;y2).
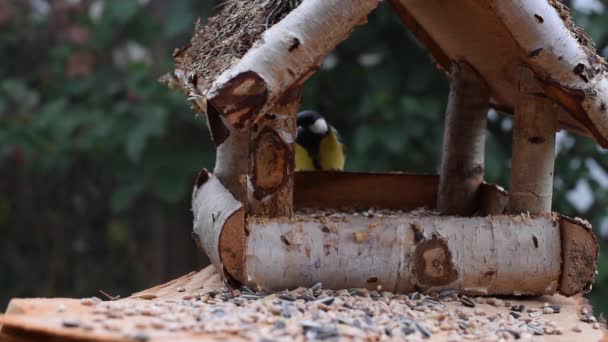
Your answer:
509;67;558;214
192;170;246;283
438;61;489;216
248;89;301;217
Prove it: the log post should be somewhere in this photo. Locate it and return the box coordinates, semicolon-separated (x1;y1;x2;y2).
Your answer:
214;119;249;204
508;66;558;214
248;88;302;217
437;61;489;216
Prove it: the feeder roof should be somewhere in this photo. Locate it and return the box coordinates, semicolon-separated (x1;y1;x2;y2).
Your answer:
171;0;608;147
390;0;608;146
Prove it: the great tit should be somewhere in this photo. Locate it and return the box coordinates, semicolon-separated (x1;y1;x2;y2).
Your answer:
295;110;345;171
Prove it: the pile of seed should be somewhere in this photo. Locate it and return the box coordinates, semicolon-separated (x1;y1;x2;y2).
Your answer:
56;284;603;342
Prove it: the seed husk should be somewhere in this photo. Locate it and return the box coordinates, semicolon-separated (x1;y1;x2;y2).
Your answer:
61;318;82;328
496;328;520;339
278;294;296;302
527;325;545;335
460;296;475;308
416;322;432;338
511;304;525;312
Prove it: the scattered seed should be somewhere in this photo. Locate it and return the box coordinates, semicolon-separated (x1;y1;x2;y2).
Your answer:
509;312;521;319
311;282;323;291
177;287;186;293
416;322;432;338
316;296;335;306
496;328;520;339
572;326;583;333
278;294;296;302
131;332;150;342
80;298;97;306
61;318;81;328
460;296;475;308
511;304;525;312
281;301;292;318
593;323;600;330
241;294;263;300
526;325;545;335
529;311;543;318
543;307;554;314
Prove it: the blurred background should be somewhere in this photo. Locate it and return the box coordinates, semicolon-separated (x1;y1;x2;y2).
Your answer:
1;0;607;314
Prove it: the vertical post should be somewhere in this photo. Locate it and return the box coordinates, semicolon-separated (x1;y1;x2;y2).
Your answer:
508;66;557;214
214;121;249;204
248;88;302;217
438;61;489;216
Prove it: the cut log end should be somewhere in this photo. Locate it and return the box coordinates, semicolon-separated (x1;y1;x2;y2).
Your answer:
209;71;268;129
219;208;246;284
559;216;599;296
250;126;292;200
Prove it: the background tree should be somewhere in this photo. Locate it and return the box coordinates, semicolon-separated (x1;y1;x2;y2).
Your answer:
0;0;607;314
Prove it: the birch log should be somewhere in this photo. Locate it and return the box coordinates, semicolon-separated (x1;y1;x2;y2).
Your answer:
246;213;564;295
509;67;558;214
192;170;246;283
214;117;249;204
204;0;381;129
438;61;489;215
248;88;301;217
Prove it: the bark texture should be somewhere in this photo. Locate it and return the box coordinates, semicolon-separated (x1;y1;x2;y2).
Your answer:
246;213;564;296
438;61;489;216
509;67;558;214
248;89;301;217
192;170;245;283
214;117;249;204
203;0;381;129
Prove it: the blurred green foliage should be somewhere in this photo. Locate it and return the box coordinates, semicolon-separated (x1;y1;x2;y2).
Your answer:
1;0;607;315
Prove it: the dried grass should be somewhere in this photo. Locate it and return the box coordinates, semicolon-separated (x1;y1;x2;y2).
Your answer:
178;0;301;89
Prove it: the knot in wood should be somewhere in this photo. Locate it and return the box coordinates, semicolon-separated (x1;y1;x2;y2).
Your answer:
413;236;458;286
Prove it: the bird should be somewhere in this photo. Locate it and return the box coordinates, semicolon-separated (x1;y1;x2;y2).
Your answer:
295;110;345;171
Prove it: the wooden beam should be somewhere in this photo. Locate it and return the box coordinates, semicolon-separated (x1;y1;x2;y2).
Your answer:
509;66;558;214
437;61;489;215
213;113;249;204
248;88;301;217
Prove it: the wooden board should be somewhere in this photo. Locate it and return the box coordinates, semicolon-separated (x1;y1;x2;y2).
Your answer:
1;266;606;341
294;171;507;213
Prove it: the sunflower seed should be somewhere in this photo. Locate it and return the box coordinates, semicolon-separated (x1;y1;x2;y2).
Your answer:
61;318;82;328
527;325;545;335
460;296;475;308
511;304;525;312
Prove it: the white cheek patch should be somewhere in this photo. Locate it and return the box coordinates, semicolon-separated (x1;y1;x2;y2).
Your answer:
310;118;329;135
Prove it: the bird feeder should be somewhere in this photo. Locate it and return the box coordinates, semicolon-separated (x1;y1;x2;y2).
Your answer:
167;0;602;297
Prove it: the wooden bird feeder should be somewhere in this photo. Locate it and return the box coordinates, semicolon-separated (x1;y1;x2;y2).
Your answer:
167;0;603;297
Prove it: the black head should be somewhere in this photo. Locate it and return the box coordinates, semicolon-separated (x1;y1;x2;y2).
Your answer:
297;110;329;136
